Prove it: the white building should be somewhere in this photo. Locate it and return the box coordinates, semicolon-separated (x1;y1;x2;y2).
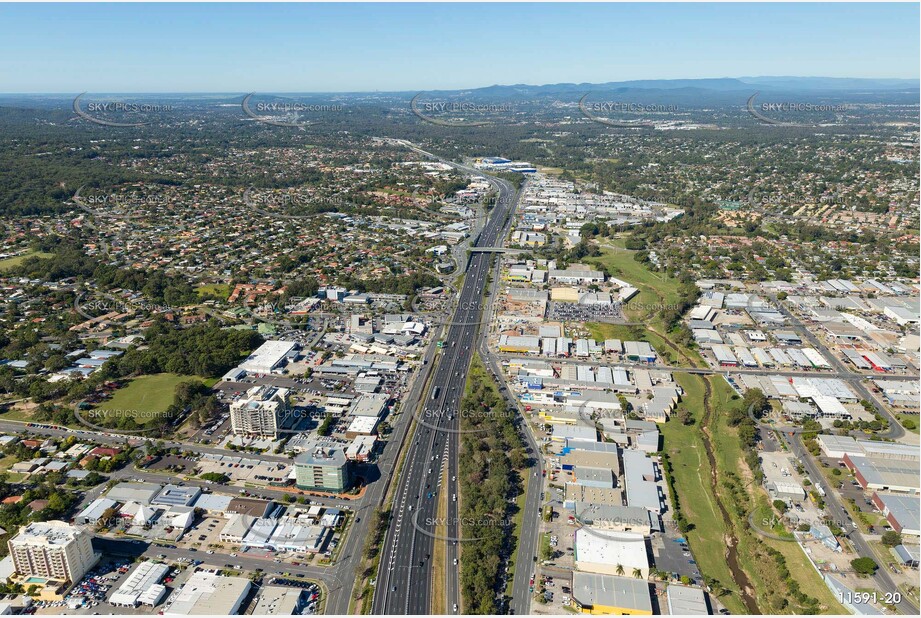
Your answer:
163;571;251;616
109;561;169;607
230;385;290;438
239;340;297;374
574;528;650;578
8;521;97;584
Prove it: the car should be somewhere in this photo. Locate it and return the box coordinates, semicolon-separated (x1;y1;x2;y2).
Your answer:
453;604;458;613
453;558;458;565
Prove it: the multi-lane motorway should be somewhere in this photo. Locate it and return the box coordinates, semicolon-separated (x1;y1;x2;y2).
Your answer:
373;143;520;615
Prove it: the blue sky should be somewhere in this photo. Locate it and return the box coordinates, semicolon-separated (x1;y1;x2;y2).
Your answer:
0;2;917;92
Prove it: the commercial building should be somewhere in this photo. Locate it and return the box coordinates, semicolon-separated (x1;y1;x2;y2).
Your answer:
345;415;379;439
8;521;96;585
163;571;251;616
152;485;202;507
871;493;920;536
571;572;652;615
844;454;919;494
251;586;307;615
108;561;169;607
574;529;650;578
351;393;389;417
667;584;710;615
238;340;298;374
230;385;291;438
294;444;352;492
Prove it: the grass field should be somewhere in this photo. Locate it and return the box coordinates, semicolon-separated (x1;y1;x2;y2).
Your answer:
588;239;682;320
0;250;54;272
662;374;747;615
663;373;847;614
90;373;207;425
896;414;919;434
586;240;704;367
196;283;232;300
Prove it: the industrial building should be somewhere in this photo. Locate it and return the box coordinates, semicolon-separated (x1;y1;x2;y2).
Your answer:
666;584;711;615
871;493;921;535
571;572;652;615
238;340;298;374
108;561;169;607
844;454;920;494
163;571;251;616
574;529;650;578
624;341;656;363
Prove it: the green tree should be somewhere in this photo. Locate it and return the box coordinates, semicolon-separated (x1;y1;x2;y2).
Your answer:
850;557;878;575
881;531;902;548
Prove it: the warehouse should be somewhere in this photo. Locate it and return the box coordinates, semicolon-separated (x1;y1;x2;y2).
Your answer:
571;572;652;615
693;329;723;346
667;584;710;615
622;450;663;513
768;348;792;366
573;503;655;535
239;340;298;374
712;344;738;367
498;334;540;354
812;395;851;419
844;455;920;494
624;341;656;363
734;347;758;367
75;498;118;526
801;347;830;368
574;529;650;577
871;493;921;535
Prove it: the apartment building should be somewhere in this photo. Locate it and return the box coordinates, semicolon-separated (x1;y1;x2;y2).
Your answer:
8;521;96;585
230;385;291;438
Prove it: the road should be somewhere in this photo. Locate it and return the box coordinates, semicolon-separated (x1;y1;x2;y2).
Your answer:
494;352;892;381
780;432;919;615
769;293;908;441
372;142;519;615
476;246;542;616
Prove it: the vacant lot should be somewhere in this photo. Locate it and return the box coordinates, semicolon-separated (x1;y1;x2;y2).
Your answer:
197;283;232;299
90;373;207;426
0;250;54;272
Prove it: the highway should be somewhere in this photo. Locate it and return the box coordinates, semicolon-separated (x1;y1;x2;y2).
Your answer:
373;142;519;615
